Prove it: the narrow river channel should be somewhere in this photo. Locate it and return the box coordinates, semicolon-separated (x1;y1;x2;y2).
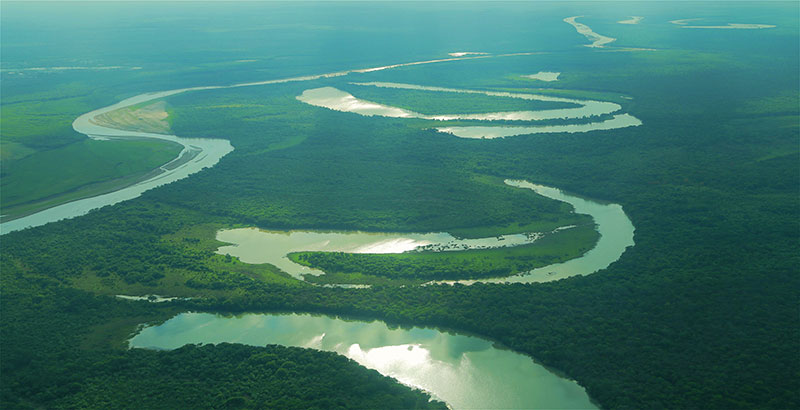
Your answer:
0;88;234;235
1;52;639;234
215;179;634;285
6;54;638;408
133;177;633;408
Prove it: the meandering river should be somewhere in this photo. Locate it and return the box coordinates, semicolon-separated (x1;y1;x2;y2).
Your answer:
296;82;641;138
217;179;634;285
131;174;634;408
0;88;234;235
217;227;547;280
1;52;639;234
453;180;634;284
7;52;638;408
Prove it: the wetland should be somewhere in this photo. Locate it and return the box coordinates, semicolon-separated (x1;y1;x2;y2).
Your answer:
2;2;797;409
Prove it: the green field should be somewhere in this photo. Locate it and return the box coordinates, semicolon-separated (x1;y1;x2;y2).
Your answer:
1;138;182;219
0;72;187;220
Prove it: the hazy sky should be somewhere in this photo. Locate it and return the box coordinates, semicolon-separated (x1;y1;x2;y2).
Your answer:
10;0;680;1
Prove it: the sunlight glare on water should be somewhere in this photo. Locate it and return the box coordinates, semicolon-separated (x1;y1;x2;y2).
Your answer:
130;312;598;409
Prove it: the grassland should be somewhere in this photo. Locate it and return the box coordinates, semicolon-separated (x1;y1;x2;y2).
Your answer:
1;138;182;220
93;101;172;134
0;74;186;220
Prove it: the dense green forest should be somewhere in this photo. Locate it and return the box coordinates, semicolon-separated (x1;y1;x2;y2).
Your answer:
0;271;444;409
2;2;798;409
290;224;598;284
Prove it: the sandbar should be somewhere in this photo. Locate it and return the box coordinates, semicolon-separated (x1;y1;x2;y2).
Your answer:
670;19;775;29
618;16;643;25
522;72;560;82
564;16;616;48
448;51;489;57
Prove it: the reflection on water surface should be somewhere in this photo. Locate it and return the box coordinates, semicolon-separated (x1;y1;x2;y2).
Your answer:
130;312;598;409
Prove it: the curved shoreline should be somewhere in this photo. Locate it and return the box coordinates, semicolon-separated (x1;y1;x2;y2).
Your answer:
217;179;635;285
0;90;234;235
216;225;554;281
4;53;636;408
296;82;641;138
130;311;598;409
564;16;616;48
434;180;635;284
2;51;606;235
2;53;635;291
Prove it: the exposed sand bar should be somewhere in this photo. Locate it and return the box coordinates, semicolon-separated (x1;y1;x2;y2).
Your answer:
522;71;560;82
298;85;621;122
436;114;642;139
618;16;643;25
352;82;621;120
670;19;775;29
92;101;171;134
0;55;517;233
0;89;234;234
0;51;593;233
564;16;616;48
296;82;641;138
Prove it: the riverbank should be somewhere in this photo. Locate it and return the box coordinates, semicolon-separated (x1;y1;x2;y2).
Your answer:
2;51;631;234
564;16;616;48
0;138;183;222
130;311;597;409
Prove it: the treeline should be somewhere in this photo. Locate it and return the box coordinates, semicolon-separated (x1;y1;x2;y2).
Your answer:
2;35;799;410
290;224;598;282
292;251;513;280
142;55;800;409
161;83;590;236
0;270;444;409
178;245;799;410
58;343;444;409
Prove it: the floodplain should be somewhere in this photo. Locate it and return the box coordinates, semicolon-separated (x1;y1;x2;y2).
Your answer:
1;2;797;409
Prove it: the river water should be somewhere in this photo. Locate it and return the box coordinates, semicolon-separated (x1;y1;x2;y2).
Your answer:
8;55;636;407
131;175;633;408
216;179;634;285
0;88;234;235
217;228;546;280
447;180;634;284
130;312;597;409
295;81;641;138
2;54;640;233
